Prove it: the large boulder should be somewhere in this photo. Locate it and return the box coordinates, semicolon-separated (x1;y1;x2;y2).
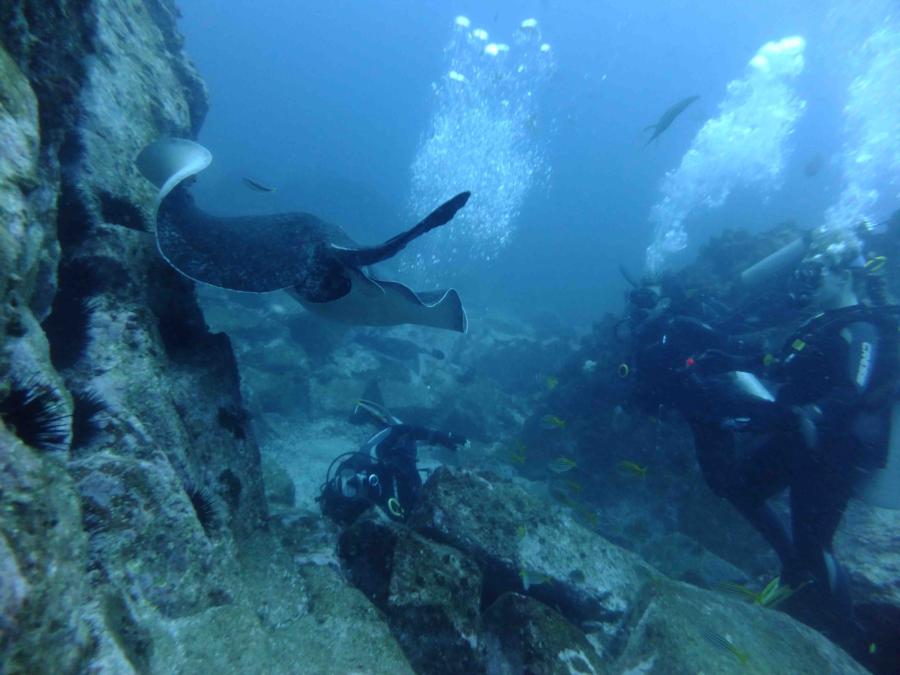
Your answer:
835;500;900;674
484;593;606;675
409;468;656;650
339;512;485;673
613;578;868;675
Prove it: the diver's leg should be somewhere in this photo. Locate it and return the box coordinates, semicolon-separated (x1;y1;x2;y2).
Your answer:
693;425;798;576
728;432;801;580
789;436;859;645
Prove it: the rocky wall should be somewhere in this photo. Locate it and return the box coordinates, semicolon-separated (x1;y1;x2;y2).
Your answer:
2;1;286;671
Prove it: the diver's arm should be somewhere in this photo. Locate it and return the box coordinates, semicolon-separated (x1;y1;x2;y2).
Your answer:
390;424;468;450
780;321;883;446
813;320;881;418
670;316;767;375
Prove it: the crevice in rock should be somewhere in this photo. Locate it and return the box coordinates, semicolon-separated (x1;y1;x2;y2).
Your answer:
216;404;248;440
56;177;92;248
218;469;242;512
41;259;100;370
101;592;152;672
99;192;145;231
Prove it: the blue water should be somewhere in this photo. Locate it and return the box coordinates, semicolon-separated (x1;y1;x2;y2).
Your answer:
179;0;899;325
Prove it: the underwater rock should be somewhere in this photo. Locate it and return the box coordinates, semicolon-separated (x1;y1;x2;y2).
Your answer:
483;592;606;675
137;521;413;674
389;527;485;674
339;512;485;673
0;0;272;670
0;429;95;672
262;456;296;509
409;468;655;649
835;501;900;671
69;452;228;617
613;578;868;674
637;532;750;590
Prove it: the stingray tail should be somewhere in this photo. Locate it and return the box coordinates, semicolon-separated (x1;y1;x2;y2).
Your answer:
332;191;471;267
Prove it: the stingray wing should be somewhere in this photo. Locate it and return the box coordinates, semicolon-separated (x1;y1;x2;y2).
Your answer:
289;267;468;333
156;195;331;292
138;138;351;293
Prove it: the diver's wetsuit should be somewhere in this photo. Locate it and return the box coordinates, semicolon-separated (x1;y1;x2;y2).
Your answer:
320;423;466;524
773;306;899;599
362;424;466;515
630;311;801;578
637;305;899;600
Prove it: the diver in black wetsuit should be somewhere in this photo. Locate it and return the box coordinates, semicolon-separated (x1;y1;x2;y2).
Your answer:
627;250;899;651
626;287;801;584
767;259;899;610
319;417;468;526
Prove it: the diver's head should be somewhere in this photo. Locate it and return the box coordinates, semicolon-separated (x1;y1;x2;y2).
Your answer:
336;467;381;501
629;285;661;311
627;283;671;329
786;224;866;310
789;244;860;310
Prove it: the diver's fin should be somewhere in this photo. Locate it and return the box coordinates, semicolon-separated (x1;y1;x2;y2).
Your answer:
136;138;212;203
855;402;900;510
354;399;403;426
332;191;471;267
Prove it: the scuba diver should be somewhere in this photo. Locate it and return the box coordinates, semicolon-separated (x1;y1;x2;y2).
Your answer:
624;226;899;653
318;401;468;526
624;279;799;586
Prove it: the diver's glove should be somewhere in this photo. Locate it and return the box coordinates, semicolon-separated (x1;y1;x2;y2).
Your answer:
437;431;468;451
688;349;761;376
720;416;754;432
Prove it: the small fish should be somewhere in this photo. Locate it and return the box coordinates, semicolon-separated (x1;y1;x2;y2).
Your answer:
508;440;527;465
616;460;648;478
804;153;825;177
540;414;567;430
720;576;804;609
561;479;582;495
242;176;277;192
700;628;750;665
516;525;527;540
548;456;577;474
643;94;700;146
519;568;551;591
545;375;559;390
577;506;598;528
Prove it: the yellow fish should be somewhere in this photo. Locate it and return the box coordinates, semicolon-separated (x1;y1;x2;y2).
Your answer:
508;440;527;465
548;456;577;474
545;375;559;390
578;506;598;528
540;414;567;430
616;460;648;478
519;568;551;590
516;525;527;540
562;479;582;495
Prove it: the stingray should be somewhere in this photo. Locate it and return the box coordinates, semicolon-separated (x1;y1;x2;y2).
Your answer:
136;138;471;332
643;94;700;146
